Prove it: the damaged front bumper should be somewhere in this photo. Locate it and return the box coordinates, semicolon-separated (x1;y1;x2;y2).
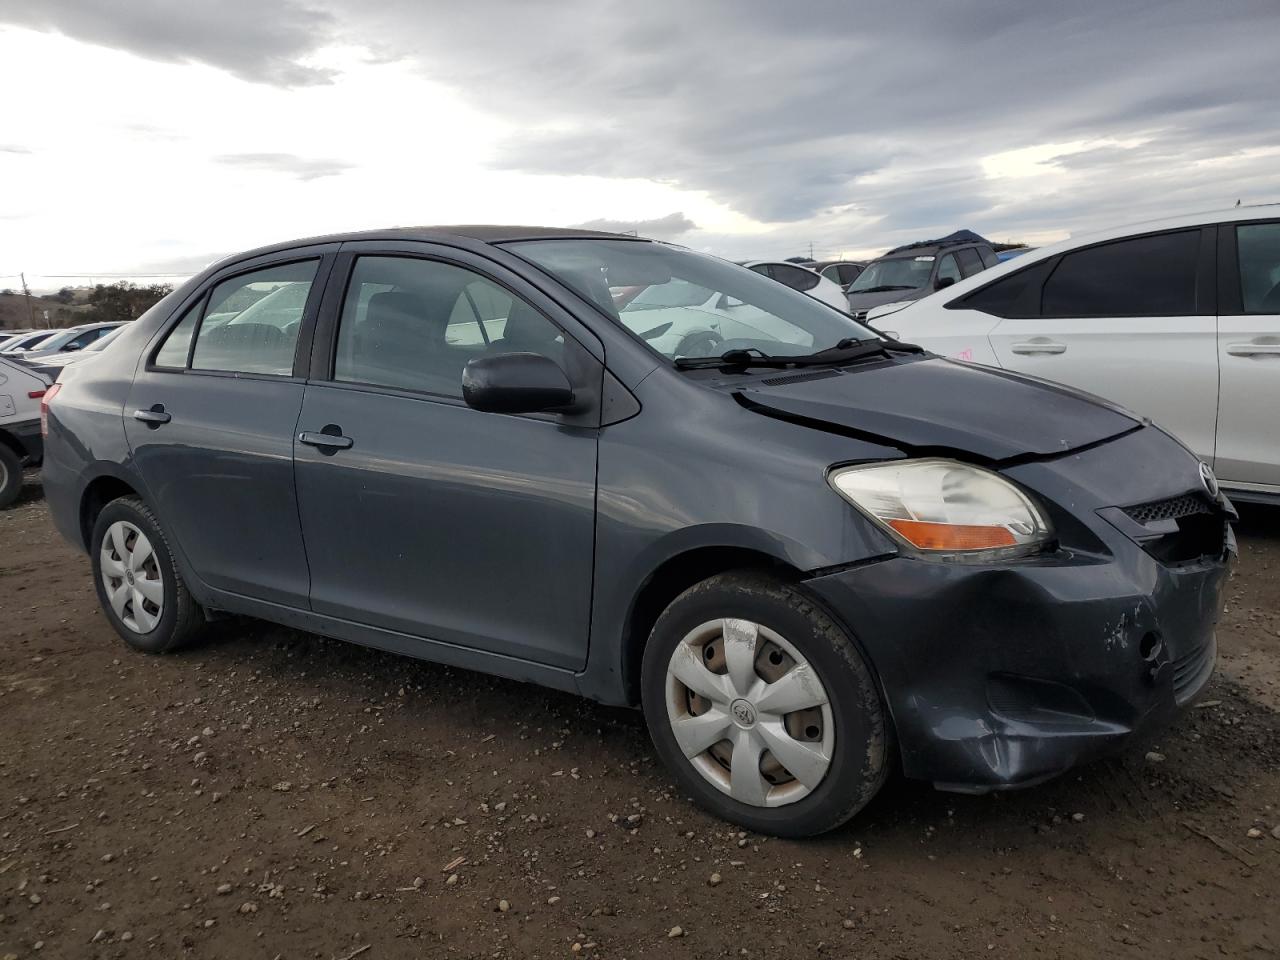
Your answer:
804;427;1234;793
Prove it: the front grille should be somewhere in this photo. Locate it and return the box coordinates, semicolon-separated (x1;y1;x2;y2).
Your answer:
1121;491;1225;564
1172;636;1216;704
1124;493;1211;525
760;370;842;387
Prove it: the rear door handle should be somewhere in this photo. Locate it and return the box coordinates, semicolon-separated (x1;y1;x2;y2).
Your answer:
1010;340;1067;356
133;406;171;425
1225;342;1280;357
298;430;353;451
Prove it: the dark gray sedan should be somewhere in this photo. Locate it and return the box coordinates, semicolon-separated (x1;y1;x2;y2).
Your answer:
40;226;1233;836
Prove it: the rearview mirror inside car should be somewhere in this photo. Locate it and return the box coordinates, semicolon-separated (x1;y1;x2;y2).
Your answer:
462;352;575;415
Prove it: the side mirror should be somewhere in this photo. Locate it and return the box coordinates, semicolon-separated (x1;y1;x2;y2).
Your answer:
62;342;83;352
934;276;956;291
462;352;575;414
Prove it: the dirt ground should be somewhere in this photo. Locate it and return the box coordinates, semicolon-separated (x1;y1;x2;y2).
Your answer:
1;475;1277;960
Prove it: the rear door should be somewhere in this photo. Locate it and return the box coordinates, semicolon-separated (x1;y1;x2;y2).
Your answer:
1215;220;1280;489
988;228;1219;464
124;248;335;606
293;242;601;669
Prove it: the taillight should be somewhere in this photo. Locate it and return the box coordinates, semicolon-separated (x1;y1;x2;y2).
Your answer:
40;383;62;438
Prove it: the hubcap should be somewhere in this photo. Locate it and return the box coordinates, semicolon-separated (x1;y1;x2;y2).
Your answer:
99;521;164;634
664;618;834;808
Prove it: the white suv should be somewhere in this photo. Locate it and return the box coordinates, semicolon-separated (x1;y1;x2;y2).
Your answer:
873;205;1280;502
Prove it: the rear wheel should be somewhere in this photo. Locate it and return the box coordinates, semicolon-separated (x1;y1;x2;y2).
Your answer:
91;496;204;653
0;443;22;508
641;571;889;837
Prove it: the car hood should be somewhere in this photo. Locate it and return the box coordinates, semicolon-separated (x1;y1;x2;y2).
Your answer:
844;288;927;311
735;356;1141;461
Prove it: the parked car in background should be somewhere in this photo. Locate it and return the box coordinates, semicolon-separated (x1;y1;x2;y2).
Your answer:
845;234;999;321
24;325;125;382
43;225;1232;836
13;321;124;361
809;260;866;290
874;205;1280;502
996;247;1035;262
740;260;850;312
0;329;35;346
0;330;57;354
0;355;49;507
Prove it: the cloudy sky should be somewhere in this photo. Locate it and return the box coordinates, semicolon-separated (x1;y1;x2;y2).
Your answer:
0;0;1276;290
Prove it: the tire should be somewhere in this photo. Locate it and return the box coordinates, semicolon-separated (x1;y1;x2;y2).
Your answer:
90;496;205;653
641;571;889;837
0;443;22;509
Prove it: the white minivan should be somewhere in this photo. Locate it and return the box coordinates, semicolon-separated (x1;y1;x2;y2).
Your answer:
872;205;1280;502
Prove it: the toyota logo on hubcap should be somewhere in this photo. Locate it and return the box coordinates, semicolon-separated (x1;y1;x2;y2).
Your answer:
730;699;757;728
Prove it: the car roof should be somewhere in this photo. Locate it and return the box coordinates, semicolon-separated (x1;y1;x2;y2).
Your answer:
210;225;644;271
917;202;1280;304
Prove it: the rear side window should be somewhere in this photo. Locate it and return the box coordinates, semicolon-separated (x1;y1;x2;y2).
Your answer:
1236;223;1280;313
1041;230;1200;317
956;248;983;277
978;246;1000;269
190;261;318;375
769;263;820;292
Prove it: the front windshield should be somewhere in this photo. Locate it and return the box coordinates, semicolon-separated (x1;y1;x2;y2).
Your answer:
0;331;54;353
506;239;876;361
846;256;934;293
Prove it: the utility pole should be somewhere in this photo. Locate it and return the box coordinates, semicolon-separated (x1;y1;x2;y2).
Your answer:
19;272;39;328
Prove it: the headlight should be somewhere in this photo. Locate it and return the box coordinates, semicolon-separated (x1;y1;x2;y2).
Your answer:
828;458;1052;558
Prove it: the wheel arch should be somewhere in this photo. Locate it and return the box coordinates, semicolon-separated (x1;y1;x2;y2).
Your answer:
79;473;143;552
619;544;805;706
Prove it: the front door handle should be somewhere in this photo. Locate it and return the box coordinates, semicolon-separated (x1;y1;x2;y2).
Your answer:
133;405;171;426
298;429;353;451
1225;342;1280;357
1010;340;1067;356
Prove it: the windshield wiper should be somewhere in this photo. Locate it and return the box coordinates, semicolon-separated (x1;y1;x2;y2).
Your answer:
850;284;916;294
675;341;901;371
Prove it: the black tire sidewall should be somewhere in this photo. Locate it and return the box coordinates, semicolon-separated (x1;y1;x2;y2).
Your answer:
641;573;888;838
0;444;22;508
91;498;187;653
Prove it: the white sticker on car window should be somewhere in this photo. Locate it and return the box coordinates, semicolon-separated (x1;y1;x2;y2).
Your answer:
913;256;935;262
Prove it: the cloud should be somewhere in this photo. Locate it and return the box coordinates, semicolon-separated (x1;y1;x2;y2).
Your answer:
0;145;31;154
215;152;354;181
0;0;337;86
3;0;1278;248
570;212;697;239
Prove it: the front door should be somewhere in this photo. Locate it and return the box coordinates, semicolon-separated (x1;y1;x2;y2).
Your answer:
1215;220;1280;489
989;227;1219;464
124;255;331;606
293;247;601;670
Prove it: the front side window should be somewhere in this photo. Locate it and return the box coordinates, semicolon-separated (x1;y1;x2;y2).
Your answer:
846;256;935;293
1236;223;1280;313
334;256;566;398
936;254;962;285
835;263;863;285
190;261;317;375
1041;230;1199;317
154;302;202;368
507;239;876;361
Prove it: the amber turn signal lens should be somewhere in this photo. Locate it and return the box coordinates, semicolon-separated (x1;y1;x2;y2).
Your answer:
887;518;1017;551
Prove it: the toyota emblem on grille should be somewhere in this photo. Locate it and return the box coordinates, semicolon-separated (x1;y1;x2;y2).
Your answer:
1198;461;1220;500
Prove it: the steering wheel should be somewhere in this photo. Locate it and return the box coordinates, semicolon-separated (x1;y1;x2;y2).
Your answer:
674;329;724;359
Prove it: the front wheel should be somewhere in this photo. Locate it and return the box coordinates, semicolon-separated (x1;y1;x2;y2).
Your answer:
641;571;889;837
